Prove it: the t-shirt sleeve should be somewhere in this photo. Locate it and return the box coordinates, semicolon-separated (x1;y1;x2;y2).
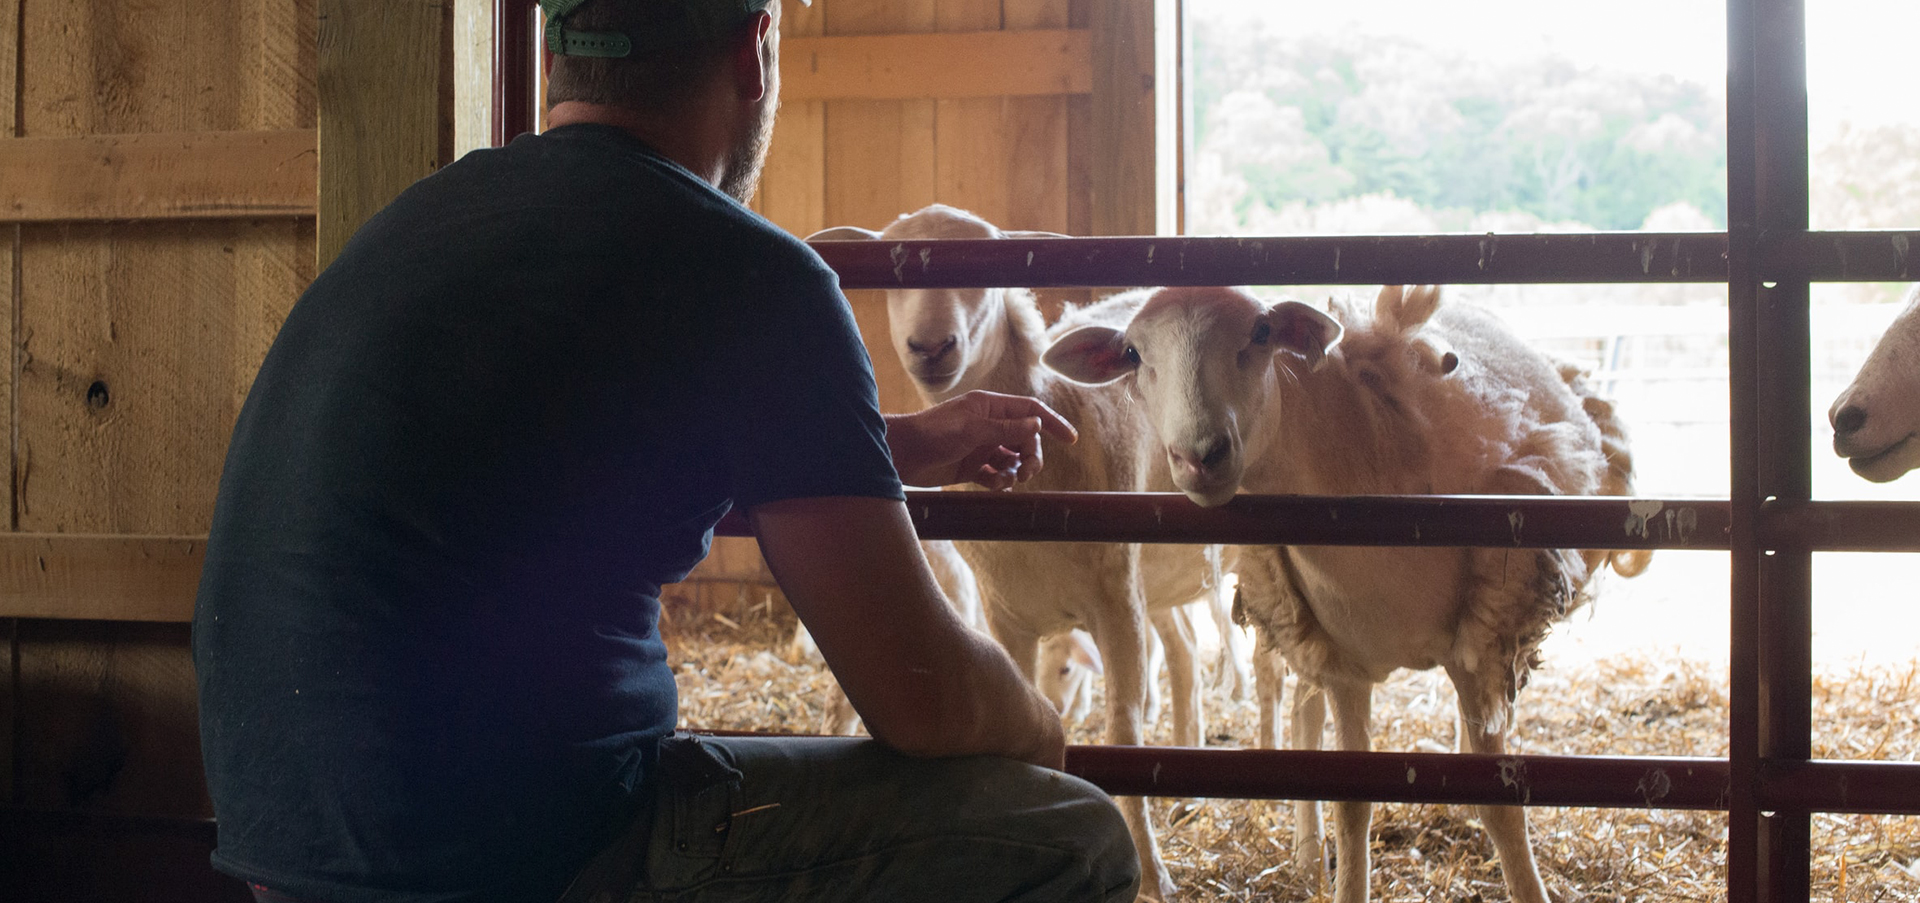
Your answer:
710;247;905;511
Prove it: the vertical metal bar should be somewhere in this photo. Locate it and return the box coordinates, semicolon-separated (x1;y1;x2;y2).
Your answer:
1724;0;1763;897
491;0;535;146
1753;0;1814;897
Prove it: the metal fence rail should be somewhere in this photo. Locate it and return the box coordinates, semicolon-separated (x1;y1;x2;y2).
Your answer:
807;230;1920;288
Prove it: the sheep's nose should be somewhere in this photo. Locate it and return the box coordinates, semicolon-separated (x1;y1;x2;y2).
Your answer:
907;336;957;360
1834;404;1867;436
1171;437;1231;475
1200;439;1231;472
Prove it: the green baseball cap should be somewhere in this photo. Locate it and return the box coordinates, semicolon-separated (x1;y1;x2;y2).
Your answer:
539;0;809;59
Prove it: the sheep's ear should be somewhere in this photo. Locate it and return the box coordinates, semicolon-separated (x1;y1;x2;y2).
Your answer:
1000;230;1071;240
1375;283;1443;331
1043;325;1134;385
804;226;883;241
1264;301;1342;370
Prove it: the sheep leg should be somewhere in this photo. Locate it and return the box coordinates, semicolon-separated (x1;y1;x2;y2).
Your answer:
1087;551;1174;903
984;606;1043;687
1150;605;1203;747
1451;668;1551;903
1142;620;1165;730
1253;630;1287;751
1326;680;1374;903
1204;545;1255;701
1288;676;1328;895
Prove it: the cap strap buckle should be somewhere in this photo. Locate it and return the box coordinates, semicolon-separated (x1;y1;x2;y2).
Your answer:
539;0;633;58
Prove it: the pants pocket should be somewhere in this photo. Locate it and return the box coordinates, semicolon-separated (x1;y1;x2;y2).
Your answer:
659;734;743;863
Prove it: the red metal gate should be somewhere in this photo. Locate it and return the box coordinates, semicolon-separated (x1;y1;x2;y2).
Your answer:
496;2;1920;899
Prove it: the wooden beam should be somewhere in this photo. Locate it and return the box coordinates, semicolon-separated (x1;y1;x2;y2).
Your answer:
0;130;318;223
0;535;202;622
781;30;1090;101
318;0;455;269
1088;0;1174;236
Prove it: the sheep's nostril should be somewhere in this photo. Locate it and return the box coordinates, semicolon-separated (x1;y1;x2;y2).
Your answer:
1199;438;1231;472
1834;405;1868;436
907;336;957;360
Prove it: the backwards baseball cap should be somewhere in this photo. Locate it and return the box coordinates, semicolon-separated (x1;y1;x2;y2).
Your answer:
539;0;809;59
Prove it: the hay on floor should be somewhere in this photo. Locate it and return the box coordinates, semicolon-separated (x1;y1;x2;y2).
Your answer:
658;590;1920;903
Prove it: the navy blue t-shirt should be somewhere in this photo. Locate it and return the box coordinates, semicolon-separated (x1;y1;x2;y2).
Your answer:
193;124;903;903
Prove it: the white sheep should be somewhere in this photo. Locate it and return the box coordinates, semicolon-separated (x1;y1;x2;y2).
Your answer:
1045;284;1648;903
808;205;1244;901
1831;283;1920;481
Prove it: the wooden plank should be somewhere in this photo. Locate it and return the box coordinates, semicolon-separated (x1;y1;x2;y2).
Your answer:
931;0;1012;225
1088;0;1174;237
238;0;320;130
8;0;317;828
0;130;318;223
752;0;828;235
1066;94;1093;236
824;0;936;36
1006;0;1072;29
453;0;493;159
0;535;201;622
1;0;17;133
21;0;315;136
1;0;14;779
14;621;206;815
16;221;310;536
938;0;1001;30
317;0;455;269
3;0;16;781
781;30;1090;101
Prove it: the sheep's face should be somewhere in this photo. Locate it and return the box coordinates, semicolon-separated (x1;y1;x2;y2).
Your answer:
1831;284;1920;482
808;204;1063;401
1044;287;1342;508
885;286;1003;395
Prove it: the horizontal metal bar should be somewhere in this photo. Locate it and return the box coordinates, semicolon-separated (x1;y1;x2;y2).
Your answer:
1760;500;1920;552
812;230;1920;289
1758;231;1920;283
1064;746;1731;809
812;232;1730;288
718;491;1730;549
718;493;1920;554
697;733;1919;815
1757;760;1920;815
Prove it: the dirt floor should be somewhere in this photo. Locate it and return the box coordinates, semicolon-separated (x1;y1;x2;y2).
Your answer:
661;577;1920;903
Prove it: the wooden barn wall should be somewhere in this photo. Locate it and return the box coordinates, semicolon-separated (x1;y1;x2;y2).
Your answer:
0;0;1165;829
3;0;317;819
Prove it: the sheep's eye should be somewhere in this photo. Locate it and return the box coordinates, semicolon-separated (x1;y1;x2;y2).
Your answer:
1250;321;1272;345
1123;345;1141;366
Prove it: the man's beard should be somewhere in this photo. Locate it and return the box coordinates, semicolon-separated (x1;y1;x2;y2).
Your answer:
718;92;777;204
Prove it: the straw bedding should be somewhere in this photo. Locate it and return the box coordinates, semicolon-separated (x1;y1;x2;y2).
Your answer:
660;587;1920;902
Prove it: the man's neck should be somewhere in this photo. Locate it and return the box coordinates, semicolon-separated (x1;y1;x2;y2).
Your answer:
546;100;729;188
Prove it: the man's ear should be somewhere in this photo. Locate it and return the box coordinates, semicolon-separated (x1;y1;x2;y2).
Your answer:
731;11;775;103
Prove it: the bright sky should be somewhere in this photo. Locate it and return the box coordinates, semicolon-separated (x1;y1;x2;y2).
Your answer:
1192;0;1916;136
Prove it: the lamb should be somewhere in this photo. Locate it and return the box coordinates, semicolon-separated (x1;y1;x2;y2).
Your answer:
1831;283;1920;481
808;205;1243;901
1045;284;1649;903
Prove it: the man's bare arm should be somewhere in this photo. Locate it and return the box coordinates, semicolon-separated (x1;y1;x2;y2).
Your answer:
747;495;1065;768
